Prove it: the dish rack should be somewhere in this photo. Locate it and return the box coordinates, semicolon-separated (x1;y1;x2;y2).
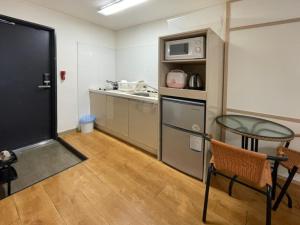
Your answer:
118;80;147;93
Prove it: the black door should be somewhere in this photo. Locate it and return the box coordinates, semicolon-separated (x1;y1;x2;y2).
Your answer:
0;16;56;150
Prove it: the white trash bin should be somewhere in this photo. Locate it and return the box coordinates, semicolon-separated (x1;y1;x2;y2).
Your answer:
79;115;96;133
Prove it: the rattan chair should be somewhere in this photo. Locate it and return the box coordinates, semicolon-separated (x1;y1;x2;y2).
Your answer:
202;139;273;225
272;134;300;211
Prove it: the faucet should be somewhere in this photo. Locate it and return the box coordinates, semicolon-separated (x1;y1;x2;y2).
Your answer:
106;80;118;90
146;84;158;93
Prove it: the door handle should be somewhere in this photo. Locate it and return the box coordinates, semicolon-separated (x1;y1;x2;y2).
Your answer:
38;73;51;89
38;85;51;89
39;73;51;89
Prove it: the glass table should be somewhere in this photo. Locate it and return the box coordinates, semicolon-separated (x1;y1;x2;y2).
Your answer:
216;114;295;199
216;115;295;151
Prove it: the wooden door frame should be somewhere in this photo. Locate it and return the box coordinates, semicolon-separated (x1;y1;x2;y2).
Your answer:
0;14;58;140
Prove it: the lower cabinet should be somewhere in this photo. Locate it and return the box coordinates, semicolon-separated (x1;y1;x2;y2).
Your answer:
106;96;129;137
90;92;158;155
90;92;106;127
128;100;158;154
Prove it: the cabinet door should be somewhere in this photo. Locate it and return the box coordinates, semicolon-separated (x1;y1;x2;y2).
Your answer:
129;100;158;151
106;96;129;137
162;125;203;179
90;92;106;127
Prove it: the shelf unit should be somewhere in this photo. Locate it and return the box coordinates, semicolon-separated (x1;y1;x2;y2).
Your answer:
160;59;206;64
158;28;224;181
158;29;213;101
159;87;207;100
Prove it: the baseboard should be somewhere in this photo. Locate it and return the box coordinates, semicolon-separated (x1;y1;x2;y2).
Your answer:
58;128;78;136
94;126;157;158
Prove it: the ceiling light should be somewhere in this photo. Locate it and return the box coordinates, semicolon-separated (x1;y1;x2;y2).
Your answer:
98;0;148;16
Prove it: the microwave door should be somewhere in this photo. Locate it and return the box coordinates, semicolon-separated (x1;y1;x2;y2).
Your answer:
166;40;192;60
169;43;189;56
165;36;205;60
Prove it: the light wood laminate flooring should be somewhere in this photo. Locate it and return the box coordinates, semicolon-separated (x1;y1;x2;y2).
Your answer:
1;131;299;225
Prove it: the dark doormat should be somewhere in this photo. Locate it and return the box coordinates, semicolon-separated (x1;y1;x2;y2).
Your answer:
0;140;85;199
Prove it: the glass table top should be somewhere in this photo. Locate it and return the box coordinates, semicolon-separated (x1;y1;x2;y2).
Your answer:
216;115;295;141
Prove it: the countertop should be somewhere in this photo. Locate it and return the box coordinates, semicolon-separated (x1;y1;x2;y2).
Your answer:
89;89;158;104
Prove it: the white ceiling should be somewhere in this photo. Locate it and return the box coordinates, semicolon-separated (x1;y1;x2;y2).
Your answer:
26;0;226;30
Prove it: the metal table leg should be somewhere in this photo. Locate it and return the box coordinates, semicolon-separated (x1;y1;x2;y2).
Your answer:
255;139;259;152
250;138;254;151
245;137;249;149
272;161;279;200
241;136;245;148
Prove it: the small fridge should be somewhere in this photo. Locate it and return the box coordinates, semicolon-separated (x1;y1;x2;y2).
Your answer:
161;97;205;180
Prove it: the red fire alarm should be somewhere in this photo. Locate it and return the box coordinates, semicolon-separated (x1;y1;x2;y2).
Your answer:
60;70;66;81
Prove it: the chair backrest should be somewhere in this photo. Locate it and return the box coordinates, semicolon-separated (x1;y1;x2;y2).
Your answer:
211;139;272;188
278;147;300;170
277;134;300;170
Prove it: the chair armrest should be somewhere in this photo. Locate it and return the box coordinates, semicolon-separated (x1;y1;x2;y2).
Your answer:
267;155;288;162
201;133;213;142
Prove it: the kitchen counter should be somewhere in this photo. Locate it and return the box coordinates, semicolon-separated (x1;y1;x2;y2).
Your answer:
89;89;158;104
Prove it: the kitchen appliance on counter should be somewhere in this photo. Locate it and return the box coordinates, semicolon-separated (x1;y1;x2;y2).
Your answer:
188;73;203;90
166;70;187;89
118;80;138;93
106;80;118;90
118;80;149;93
161;97;205;179
165;36;205;60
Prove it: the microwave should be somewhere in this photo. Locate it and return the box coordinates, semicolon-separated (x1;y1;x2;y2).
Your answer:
165;36;205;60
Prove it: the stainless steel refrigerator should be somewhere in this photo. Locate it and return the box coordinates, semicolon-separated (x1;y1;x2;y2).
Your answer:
161;97;205;180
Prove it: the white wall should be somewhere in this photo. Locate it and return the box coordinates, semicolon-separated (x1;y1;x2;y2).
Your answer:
228;0;300;180
230;0;300;28
115;3;226;88
77;43;115;118
0;0;226;132
0;0;116;132
227;22;300;119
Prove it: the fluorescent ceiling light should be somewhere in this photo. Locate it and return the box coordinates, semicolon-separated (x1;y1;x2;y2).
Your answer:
98;0;148;16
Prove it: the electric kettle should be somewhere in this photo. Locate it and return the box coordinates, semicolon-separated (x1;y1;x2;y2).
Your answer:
188;73;203;90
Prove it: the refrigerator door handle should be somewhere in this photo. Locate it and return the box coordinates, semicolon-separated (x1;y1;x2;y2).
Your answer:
189;148;202;153
162;123;204;137
189;135;203;152
162;96;205;106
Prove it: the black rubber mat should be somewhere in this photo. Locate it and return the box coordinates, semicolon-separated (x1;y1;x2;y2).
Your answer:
0;140;84;199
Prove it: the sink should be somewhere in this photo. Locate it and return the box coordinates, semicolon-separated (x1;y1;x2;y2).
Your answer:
132;92;151;97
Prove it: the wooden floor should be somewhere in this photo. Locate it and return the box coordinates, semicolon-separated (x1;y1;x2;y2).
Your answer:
1;131;300;225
